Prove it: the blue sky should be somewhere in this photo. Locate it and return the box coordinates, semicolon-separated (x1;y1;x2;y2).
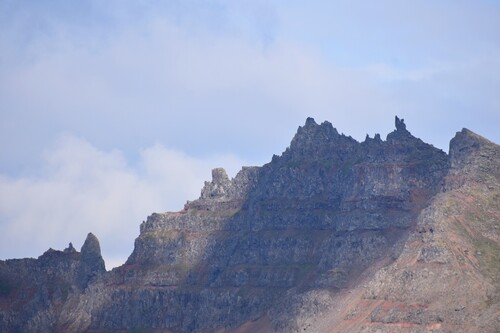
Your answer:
1;0;499;268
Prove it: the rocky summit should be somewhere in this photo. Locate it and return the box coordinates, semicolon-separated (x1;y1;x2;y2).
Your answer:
1;116;498;333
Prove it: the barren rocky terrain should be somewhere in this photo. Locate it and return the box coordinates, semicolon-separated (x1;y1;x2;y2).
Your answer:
1;117;498;333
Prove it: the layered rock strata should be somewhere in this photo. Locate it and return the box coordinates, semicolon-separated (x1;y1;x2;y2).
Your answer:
81;116;448;332
1;116;497;333
0;233;105;332
305;126;500;333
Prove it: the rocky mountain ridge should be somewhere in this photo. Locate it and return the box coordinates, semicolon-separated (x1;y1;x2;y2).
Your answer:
0;233;105;332
0;116;498;333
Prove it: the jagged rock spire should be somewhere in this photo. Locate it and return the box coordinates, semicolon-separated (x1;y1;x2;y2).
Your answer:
395;116;407;132
63;242;76;253
81;233;103;259
386;115;417;142
78;232;106;289
289;117;341;154
200;168;232;200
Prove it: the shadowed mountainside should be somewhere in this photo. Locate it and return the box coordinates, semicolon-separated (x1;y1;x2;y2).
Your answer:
304;128;500;333
0;116;498;333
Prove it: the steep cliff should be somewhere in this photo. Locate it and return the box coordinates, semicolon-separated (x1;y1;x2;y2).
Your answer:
0;116;498;333
305;128;500;333
0;233;105;333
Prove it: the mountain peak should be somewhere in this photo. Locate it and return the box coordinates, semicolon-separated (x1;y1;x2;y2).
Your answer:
1;117;498;333
78;232;105;288
395;115;407;132
386;115;420;143
449;128;499;179
304;116;317;127
288;117;341;154
450;128;492;150
63;242;77;253
200;167;232;200
81;232;102;258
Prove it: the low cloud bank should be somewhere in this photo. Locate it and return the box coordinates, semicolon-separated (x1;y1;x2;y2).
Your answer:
0;135;245;269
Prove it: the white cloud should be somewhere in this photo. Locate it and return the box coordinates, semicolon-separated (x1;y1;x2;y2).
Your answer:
0;134;246;269
0;2;401;167
0;14;403;166
0;0;499;268
1;1;498;173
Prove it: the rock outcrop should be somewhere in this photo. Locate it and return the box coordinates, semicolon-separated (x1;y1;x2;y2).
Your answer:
0;234;105;332
77;233;106;289
0;116;498;333
306;127;500;333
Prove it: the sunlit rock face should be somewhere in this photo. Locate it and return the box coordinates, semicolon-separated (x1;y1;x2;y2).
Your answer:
1;116;498;333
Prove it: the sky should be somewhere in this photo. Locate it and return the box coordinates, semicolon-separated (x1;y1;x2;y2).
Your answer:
1;0;499;269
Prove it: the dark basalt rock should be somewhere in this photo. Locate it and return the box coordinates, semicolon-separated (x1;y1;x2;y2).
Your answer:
64;242;77;253
77;233;106;289
3;116;494;333
395;115;407;132
97;116;449;332
0;234;106;332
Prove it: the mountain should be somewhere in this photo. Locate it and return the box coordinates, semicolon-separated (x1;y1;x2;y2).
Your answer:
1;116;498;333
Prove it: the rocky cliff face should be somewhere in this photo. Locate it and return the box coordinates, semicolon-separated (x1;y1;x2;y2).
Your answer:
301;127;500;333
1;117;498;333
0;233;105;333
